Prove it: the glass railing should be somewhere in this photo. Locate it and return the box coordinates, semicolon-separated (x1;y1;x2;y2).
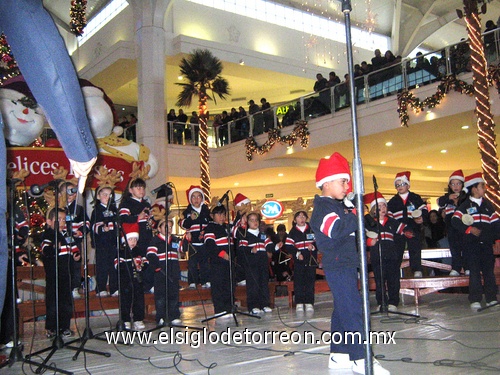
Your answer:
38;29;499;149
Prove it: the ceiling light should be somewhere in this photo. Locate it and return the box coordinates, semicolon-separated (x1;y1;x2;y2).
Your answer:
278;173;284;177
440;149;447;153
385;142;392;146
177;75;183;80
427;166;433;169
234;182;239;186
239;59;245;65
380;161;386;165
461;125;469;130
324;155;330;159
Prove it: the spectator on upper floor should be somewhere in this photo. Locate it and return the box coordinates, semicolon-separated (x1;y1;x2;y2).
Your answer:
260;98;274;132
248;99;264;136
189;111;199;145
484;20;497;61
175;108;188;145
360;61;372;75
167;108;177;144
313;73;328;92
371;49;386;71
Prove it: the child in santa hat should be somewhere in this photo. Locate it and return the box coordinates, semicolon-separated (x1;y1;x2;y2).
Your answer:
180;185;211;289
310;152;390;374
231;193;252;286
147;219;182;325
437;170;468;276
115;222;145;330
364;192;410;312
387;171;428;278
452;173;500;310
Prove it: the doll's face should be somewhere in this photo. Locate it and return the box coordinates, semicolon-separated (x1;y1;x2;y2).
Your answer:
0;89;45;145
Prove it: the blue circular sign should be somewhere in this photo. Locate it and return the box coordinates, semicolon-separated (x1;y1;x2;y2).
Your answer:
260;200;284;220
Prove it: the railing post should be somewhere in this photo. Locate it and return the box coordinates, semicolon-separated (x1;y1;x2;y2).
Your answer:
249;114;254;137
273;106;278;128
300;96;305;121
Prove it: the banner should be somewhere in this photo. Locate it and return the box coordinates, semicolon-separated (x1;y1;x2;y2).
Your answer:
7;147;137;192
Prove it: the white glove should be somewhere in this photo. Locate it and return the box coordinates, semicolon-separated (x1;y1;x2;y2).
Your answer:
69;156;97;193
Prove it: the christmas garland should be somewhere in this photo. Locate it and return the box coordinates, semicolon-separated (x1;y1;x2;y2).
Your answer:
397;69;500;127
70;0;87;37
245;120;309;161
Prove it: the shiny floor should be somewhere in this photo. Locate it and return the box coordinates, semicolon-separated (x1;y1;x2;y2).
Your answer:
1;290;499;375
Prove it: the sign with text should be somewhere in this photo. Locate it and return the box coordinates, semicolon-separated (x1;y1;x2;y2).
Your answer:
260;200;284;220
7;147;135;192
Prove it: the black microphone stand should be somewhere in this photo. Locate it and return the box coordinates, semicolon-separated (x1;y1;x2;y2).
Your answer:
201;193;259;326
24;181;75;375
146;184;203;333
93;190;129;342
0;179;26;368
370;175;419;319
64;187;111;360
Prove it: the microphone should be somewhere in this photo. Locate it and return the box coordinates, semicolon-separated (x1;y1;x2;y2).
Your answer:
151;183;173;195
29;180;63;196
373;175;378;190
217;190;230;206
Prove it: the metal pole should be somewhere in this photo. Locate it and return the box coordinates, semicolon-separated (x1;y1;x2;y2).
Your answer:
341;0;372;374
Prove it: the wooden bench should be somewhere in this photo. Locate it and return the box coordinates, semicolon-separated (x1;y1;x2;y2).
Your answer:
15;264;247;335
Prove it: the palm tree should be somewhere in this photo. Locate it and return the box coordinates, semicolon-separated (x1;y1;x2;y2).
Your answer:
176;49;230;202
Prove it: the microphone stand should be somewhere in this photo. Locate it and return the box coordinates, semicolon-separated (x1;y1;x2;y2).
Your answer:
93;191;129;342
146;184;203;333
370;175;419;319
64;187;111;360
24;182;74;375
0;180;26;368
201;193;259;326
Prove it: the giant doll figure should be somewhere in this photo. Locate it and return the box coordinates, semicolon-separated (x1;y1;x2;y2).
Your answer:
0;0;98;317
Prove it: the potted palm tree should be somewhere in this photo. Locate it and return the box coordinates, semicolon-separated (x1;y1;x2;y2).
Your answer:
176;49;230;201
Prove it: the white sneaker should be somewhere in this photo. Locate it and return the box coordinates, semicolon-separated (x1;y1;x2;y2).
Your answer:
449;270;460;277
188;283;196;289
387;304;398;312
486;301;499;307
148;287;154;294
413;271;423;278
72;288;81;299
262;306;272;313
251;308;262;315
305;304;314;312
465;270;470;276
171;318;182;324
296;304;304;312
352;358;390;375
470;302;481;310
328;352;351;369
202;282;211;288
97;291;109;297
237;280;246;286
124;322;131;330
111;290;119;297
133;321;145;330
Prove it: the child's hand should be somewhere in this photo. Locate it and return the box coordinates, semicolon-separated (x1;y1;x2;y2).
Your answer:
185;232;192;242
222;252;230;261
404;230;414;238
469;227;481;237
73;252;81;261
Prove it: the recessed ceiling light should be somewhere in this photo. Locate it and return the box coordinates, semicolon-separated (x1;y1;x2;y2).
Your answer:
234;182;239;186
427;166;433;169
440;149;447;153
380;161;386;165
278;173;284;177
385;142;392;147
461;125;469;130
177;75;183;80
324;155;330;159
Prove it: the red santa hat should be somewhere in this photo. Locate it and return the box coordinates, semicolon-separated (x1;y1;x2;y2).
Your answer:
315;152;351;188
122;222;139;240
0;75;37;102
363;191;386;209
186;185;204;203
464;172;484;189
234;193;250;207
449;169;465;182
394;171;411;186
